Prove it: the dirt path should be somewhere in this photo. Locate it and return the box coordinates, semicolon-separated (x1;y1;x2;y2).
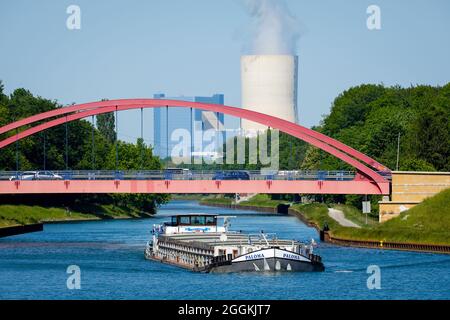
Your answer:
328;208;361;228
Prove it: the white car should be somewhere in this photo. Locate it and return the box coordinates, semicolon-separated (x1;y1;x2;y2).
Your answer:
9;171;63;181
35;171;63;180
9;171;37;181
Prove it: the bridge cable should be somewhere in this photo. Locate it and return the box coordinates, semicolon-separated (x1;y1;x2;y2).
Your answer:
201;112;204;170
15;127;19;172
115;106;118;172
91;115;95;170
190;107;193;167
43;130;46;170
140;107;144;170
216;111;220;163
65;115;68;171
288;135;293;170
166;105;169;168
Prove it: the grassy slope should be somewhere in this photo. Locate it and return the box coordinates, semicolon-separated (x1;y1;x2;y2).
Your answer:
200;195;234;205
170;194;204;200
0;204;145;227
200;194;286;208
338;188;450;245
290;203;330;230
238;194;286;208
292;188;450;245
332;204;378;227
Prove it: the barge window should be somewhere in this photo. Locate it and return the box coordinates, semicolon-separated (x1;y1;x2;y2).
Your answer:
192;216;206;225
179;216;191;225
205;216;216;225
171;216;177;225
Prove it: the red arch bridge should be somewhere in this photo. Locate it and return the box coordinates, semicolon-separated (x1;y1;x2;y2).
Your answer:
0;99;390;195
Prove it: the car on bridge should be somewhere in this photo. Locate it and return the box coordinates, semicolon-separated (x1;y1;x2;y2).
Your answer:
35;171;63;180
212;171;250;180
163;168;192;180
9;171;37;181
9;171;63;181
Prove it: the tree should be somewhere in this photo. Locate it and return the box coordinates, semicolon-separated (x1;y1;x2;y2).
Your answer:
400;158;435;171
411;106;449;170
96;112;116;144
0;80;9;127
322;84;386;136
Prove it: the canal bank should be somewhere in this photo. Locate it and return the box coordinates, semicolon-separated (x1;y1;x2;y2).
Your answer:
0;215;152;238
0;203;157;237
0;223;43;238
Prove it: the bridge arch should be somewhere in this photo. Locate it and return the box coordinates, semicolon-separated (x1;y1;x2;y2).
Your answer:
0;99;389;190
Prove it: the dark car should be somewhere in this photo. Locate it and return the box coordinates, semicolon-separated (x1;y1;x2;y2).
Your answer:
212;171;250;180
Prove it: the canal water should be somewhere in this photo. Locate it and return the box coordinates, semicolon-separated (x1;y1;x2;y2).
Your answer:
0;200;449;300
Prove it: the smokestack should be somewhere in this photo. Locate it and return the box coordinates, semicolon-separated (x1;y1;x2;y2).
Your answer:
241;55;298;132
239;0;300;133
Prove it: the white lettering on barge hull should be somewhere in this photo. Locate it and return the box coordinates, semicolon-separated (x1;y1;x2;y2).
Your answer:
275;250;310;262
245;253;265;260
233;249;310;263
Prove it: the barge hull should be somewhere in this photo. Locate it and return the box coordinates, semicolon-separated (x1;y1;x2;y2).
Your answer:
211;258;324;273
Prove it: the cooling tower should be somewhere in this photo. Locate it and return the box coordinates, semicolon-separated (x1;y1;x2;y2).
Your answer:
240;55;298;133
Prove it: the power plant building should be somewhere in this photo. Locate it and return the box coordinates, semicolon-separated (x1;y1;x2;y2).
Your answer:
153;93;225;158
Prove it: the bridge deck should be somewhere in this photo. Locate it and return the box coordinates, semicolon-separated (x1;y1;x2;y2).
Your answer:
0;179;389;195
0;170;359;181
0;170;390;195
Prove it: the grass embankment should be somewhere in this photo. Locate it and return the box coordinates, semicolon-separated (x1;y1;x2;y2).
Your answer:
200;195;234;206
332;204;378;226
0;204;146;228
171;194;205;201
200;194;286;208
292;188;450;245
238;194;287;208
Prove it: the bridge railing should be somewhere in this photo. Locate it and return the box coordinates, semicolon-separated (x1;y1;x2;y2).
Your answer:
0;170;358;181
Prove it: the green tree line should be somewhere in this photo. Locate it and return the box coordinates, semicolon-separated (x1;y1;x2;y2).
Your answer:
301;83;450;211
304;83;450;172
0;81;168;214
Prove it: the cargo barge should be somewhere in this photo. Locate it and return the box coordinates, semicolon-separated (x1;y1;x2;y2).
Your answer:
144;214;324;273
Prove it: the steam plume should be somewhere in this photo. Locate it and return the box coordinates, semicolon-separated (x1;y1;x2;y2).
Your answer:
242;0;301;55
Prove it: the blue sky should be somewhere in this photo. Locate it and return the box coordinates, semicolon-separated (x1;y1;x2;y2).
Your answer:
1;0;449;144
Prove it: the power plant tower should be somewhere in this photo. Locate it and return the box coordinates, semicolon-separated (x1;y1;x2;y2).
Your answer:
240;55;298;133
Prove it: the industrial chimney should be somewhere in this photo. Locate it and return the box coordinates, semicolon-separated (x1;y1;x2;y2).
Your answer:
240;55;298;133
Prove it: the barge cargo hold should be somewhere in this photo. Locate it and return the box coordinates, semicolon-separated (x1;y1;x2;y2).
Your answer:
144;214;324;273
